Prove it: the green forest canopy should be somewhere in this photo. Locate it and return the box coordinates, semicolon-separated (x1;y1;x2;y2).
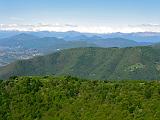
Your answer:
1;75;160;120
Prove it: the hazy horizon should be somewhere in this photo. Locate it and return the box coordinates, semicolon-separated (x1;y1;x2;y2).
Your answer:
0;0;160;33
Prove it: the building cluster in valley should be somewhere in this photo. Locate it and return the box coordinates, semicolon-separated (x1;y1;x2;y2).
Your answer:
0;47;42;67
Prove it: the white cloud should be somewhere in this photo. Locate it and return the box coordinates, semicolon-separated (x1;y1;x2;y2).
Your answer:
0;23;160;33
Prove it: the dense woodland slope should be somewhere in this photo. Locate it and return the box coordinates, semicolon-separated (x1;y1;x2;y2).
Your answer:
1;76;160;120
1;46;160;80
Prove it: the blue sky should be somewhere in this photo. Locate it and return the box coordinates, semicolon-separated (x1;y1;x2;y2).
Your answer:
0;0;160;33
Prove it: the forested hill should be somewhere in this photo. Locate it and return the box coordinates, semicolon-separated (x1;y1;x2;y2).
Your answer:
1;46;160;80
1;75;160;120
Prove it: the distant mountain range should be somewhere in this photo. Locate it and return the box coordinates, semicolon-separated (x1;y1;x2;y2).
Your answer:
85;37;151;48
1;46;160;80
0;32;158;68
1;30;160;43
0;33;95;52
0;33;96;67
0;33;152;49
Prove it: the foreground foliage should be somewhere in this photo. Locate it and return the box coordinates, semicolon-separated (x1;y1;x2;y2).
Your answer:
1;76;160;120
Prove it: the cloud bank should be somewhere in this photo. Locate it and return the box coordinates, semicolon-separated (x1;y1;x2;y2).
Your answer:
0;23;160;33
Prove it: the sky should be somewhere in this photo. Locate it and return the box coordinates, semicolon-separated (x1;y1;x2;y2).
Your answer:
0;0;160;33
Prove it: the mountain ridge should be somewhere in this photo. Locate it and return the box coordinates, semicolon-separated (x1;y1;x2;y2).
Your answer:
1;46;160;80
